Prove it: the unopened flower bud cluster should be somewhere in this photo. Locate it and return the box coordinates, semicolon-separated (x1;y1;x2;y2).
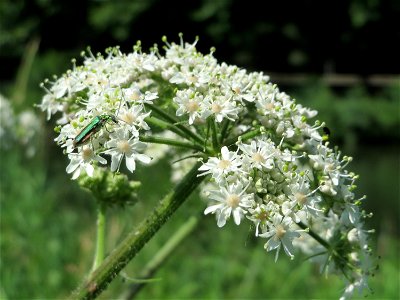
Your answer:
39;36;373;299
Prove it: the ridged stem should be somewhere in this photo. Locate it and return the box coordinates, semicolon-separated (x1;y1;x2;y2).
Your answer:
70;162;204;300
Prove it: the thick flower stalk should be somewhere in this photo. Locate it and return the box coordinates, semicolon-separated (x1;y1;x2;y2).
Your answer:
39;35;374;299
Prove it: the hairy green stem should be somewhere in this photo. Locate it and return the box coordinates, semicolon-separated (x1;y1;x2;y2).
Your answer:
219;119;231;144
145;116;187;138
91;204;106;272
146;103;204;145
70;162;204;300
210;118;219;150
224;128;263;146
297;221;330;250
139;135;204;152
123;215;200;299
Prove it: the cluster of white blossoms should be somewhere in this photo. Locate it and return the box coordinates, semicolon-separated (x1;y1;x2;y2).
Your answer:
0;94;41;157
39;35;373;299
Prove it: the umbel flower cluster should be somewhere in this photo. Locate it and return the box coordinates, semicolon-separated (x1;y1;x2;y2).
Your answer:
1;94;41;157
39;35;373;299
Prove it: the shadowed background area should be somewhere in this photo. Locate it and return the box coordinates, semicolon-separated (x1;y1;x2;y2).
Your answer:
0;0;399;299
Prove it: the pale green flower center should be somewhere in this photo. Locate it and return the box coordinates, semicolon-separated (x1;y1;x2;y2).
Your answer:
232;86;241;94
218;159;231;169
188;75;198;84
325;163;335;171
252;152;265;163
82;147;94;161
257;210;269;221
129;90;141;101
211;102;222;113
265;102;274;111
226;194;240;208
275;225;286;239
295;192;307;205
186;100;199;112
121;112;136;125
117;140;130;154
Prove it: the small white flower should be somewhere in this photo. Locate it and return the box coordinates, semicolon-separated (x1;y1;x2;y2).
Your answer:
66;146;107;179
247;201;280;236
198;146;242;181
118;104;151;130
341;202;360;225
51;74;85;98
319;177;338;196
285;177;322;219
104;128;151;172
259;214;302;261
340;276;370;300
126;51;157;72
123;87;158;105
38;94;63;120
255;86;277;115
204;182;253;227
231;81;255;102
206;94;241;122
238;139;275;171
174;89;206;125
169;65;209;87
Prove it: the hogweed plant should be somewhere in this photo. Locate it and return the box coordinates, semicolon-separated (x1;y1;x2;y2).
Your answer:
39;35;374;299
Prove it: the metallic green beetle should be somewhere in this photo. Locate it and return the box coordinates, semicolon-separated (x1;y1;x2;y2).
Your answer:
73;114;118;148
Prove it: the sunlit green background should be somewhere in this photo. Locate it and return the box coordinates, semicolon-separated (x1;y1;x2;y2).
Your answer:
1;1;399;299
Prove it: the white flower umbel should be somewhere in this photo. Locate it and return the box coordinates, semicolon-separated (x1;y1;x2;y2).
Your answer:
39;36;374;299
1;94;41;156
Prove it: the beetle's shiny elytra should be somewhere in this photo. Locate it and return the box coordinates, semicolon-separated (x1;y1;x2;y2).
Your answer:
73;114;118;148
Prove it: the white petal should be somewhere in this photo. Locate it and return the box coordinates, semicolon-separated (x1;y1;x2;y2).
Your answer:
204;204;222;215
86;164;94;177
135;153;151;164
216;212;227;227
71;168;81;180
232;209;242;225
66;158;80;174
265;238;280;251
111;154;123;172
221;146;229;159
96;155;107;164
125;156;136;172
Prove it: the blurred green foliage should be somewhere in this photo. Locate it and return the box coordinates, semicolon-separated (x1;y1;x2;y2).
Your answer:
1;0;399;298
290;82;400;151
1;0;399;76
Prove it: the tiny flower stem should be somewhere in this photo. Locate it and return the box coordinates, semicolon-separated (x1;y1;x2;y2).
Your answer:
145;103;204;145
219;119;231;144
123;215;200;299
209;118;219;151
145;116;188;138
91;204;106;273
224;127;263;146
70;162;204;300
139;135;204;152
297;221;330;250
